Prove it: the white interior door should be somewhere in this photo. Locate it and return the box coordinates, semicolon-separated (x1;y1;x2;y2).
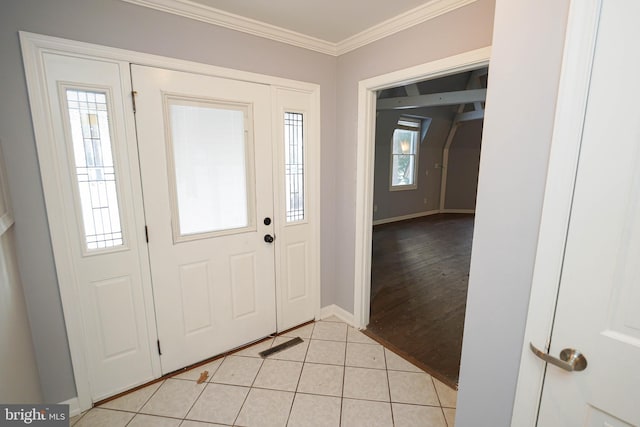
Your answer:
536;1;640;425
35;54;157;400
131;65;277;373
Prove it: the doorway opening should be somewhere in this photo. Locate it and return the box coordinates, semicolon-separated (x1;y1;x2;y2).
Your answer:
352;48;490;389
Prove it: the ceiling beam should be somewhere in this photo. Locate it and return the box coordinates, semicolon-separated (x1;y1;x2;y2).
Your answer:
470;67;489;79
405;84;421;96
455;109;485;123
376;88;487;110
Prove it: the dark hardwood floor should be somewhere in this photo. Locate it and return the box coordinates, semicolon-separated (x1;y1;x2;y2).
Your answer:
365;213;474;389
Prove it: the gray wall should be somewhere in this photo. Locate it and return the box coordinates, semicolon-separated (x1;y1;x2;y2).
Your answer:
372;108;451;221
456;0;571;425
444;119;483;210
0;227;43;403
335;0;495;313
0;0;336;403
373;109;483;221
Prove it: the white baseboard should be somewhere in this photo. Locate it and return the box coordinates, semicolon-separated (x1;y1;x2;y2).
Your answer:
440;209;475;214
372;210;440;226
319;304;355;326
60;397;81;417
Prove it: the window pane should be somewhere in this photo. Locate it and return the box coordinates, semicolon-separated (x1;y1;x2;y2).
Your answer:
285;112;304;222
392;129;418;155
392;154;415;186
66;88;123;250
169;100;250;236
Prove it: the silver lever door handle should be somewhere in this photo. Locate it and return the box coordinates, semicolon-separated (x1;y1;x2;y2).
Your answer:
529;342;587;372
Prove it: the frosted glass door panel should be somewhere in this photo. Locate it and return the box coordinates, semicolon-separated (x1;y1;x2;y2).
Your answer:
168;99;253;238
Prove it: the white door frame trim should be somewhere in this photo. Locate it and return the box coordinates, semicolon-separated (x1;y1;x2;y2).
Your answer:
20;31;321;411
510;0;601;425
352;46;491;329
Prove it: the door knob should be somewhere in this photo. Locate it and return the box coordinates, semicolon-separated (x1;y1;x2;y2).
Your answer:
264;234;275;243
529;342;587;372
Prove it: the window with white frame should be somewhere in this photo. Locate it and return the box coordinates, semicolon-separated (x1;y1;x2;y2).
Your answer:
390;117;421;190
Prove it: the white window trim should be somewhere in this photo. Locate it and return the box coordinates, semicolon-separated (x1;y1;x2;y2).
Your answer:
389;117;421;191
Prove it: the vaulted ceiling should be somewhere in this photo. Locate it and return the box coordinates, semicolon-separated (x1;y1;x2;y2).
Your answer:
378;67;488;124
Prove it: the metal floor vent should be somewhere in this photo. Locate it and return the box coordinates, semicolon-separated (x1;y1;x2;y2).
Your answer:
259;337;304;358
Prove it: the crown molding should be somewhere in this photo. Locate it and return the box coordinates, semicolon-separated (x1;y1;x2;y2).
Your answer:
122;0;478;57
336;0;478;55
121;0;337;55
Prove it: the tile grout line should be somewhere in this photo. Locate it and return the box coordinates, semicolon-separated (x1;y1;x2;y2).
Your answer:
430;374;450;427
203;356;224;384
232;355;265;427
122;356;225;424
284;322;314;426
83;320;450;427
180;370;215;424
383;345;395;426
108;378;166;426
338;328;348;426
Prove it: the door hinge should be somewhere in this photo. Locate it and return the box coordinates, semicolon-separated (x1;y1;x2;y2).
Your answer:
157;339;162;356
145;225;149;243
131;90;138;113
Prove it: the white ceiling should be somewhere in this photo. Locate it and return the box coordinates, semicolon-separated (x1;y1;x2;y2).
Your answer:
191;0;433;43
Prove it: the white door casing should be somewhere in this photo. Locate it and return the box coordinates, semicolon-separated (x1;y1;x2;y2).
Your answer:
352;47;492;329
131;65;278;373
22;32;321;409
29;53;159;402
534;0;640;425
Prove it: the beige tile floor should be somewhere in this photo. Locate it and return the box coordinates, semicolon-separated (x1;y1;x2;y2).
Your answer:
70;317;457;427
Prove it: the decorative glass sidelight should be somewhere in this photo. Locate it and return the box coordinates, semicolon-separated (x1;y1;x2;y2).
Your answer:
66;89;123;250
284;112;305;222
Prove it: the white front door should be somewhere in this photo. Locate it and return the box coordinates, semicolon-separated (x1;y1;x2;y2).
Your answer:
131;65;277;373
536;0;640;425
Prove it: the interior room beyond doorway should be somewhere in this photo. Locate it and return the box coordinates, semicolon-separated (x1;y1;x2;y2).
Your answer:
364;68;486;387
367;213;474;387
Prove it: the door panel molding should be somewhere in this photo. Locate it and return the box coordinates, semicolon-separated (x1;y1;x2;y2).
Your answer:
20;31;321;411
